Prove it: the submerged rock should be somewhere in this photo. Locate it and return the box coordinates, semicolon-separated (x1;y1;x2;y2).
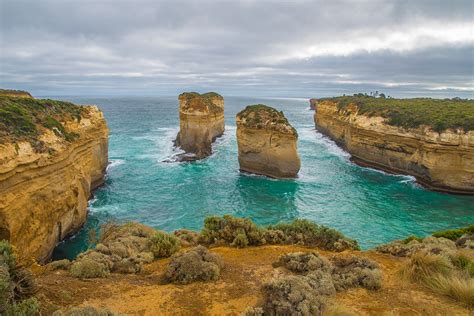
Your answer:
236;104;300;178
174;92;224;160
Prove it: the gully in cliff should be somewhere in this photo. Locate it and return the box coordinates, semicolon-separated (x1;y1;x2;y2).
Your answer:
0;90;109;263
313;95;474;194
174;92;225;161
236;104;301;178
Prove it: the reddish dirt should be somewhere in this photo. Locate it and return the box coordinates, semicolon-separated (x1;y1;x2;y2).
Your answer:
34;245;472;315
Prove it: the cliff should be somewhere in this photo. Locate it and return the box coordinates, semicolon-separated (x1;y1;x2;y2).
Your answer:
309;98;317;110
0;95;108;263
175;92;224;160
314;97;474;194
236;104;300;178
0;88;33;98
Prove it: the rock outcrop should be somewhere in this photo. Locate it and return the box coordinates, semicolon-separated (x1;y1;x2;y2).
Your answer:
236;104;300;178
314;100;474;194
309;98;317;110
0;95;108;263
175;92;224;160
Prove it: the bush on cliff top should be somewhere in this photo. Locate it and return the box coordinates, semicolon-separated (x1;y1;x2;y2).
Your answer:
0;240;39;315
432;224;474;241
317;95;474;132
199;215;359;251
236;104;297;135
0;95;84;145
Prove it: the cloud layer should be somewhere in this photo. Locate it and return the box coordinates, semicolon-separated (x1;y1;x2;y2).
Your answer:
1;0;473;97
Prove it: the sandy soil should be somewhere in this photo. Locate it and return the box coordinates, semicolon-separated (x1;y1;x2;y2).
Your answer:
34;245;472;315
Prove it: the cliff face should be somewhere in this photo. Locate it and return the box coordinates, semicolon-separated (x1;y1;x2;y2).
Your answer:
309;98;317;110
236;105;300;178
175;92;224;160
0;104;108;263
314;101;474;194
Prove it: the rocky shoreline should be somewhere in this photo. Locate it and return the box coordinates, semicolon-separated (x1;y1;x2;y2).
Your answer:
312;98;474;194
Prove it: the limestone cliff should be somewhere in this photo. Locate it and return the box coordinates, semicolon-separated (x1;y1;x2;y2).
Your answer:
309;98;317;110
236;104;300;178
0;88;33;98
0;96;108;262
175;92;224;160
314;100;474;194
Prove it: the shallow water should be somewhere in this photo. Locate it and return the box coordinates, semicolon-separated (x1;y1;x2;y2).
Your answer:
50;96;474;259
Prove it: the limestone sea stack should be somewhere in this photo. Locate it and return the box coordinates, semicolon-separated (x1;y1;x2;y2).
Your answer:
0;92;108;262
313;96;474;194
309;98;318;110
236;104;300;178
175;92;224;160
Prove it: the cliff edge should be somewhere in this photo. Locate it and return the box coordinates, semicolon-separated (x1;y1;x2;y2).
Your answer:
0;94;108;263
236;104;300;178
175;92;224;160
313;96;474;194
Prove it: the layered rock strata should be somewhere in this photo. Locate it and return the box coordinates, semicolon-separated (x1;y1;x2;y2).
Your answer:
175;92;224;160
314;100;474;194
236;104;300;178
0;97;108;262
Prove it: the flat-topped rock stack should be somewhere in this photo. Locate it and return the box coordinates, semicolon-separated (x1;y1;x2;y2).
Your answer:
236;104;300;178
175;92;225;160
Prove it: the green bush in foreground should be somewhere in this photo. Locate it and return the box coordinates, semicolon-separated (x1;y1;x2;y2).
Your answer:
432;224;474;241
70;257;109;279
0;240;39;315
149;231;181;258
199;215;359;251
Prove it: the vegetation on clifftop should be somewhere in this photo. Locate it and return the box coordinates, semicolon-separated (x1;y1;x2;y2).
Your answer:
317;95;474;133
178;91;223;114
236;104;297;135
0;95;84;146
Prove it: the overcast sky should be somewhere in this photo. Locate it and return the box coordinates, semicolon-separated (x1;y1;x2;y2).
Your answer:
0;0;473;98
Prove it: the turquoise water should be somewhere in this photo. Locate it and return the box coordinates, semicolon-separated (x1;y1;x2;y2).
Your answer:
52;96;474;259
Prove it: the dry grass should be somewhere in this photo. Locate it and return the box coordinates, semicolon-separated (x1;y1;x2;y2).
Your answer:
424;274;474;307
323;303;358;316
399;252;474;307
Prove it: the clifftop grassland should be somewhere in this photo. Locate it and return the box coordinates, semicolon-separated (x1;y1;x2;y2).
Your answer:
0;96;84;145
178;92;224;114
317;95;474;133
237;104;297;135
0;89;33;98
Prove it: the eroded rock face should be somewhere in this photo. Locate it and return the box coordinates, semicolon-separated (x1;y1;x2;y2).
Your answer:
0;103;108;263
236;104;300;178
175;92;224;160
314;100;474;194
309;99;318;110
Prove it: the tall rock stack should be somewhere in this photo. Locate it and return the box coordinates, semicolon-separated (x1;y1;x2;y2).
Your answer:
236;104;300;178
175;92;225;160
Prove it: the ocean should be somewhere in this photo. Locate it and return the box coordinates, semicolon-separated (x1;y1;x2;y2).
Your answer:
50;95;474;259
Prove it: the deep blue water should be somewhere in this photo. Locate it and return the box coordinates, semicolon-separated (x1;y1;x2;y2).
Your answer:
51;96;474;259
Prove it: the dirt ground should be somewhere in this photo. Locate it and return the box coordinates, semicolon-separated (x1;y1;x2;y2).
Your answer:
34;245;472;315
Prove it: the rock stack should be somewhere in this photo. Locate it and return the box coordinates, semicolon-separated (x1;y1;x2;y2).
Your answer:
175;92;225;160
236;104;300;178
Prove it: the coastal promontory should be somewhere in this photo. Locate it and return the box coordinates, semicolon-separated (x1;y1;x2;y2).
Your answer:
313;95;474;194
0;92;108;262
175;92;224;160
236;104;300;178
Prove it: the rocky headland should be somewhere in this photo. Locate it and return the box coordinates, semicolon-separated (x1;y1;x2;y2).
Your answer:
313;96;474;194
174;92;224;160
236;104;301;178
0;92;108;263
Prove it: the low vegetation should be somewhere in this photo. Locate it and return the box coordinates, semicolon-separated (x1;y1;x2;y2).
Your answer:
236;104;297;135
432;224;474;241
399;251;474;307
0;240;39;315
178;92;223;114
149;231;181;258
0;95;83;146
252;251;382;315
52;305;118;316
318;95;474;132
165;245;223;284
199;215;359;251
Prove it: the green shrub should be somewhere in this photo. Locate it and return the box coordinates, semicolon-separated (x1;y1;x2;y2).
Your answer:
149;231;180;258
0;240;16;271
449;253;474;277
432;224;474;241
402;235;423;244
165;245;223;284
4;297;39;316
199;215;264;247
48;259;71;271
330;255;382;291
273;252;332;274
269;219;359;251
70;258;109;279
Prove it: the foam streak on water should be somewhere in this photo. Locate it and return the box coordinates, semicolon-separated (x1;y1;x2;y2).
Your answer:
52;95;474;260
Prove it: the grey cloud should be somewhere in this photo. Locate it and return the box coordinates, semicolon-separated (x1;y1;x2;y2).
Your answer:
0;0;473;97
